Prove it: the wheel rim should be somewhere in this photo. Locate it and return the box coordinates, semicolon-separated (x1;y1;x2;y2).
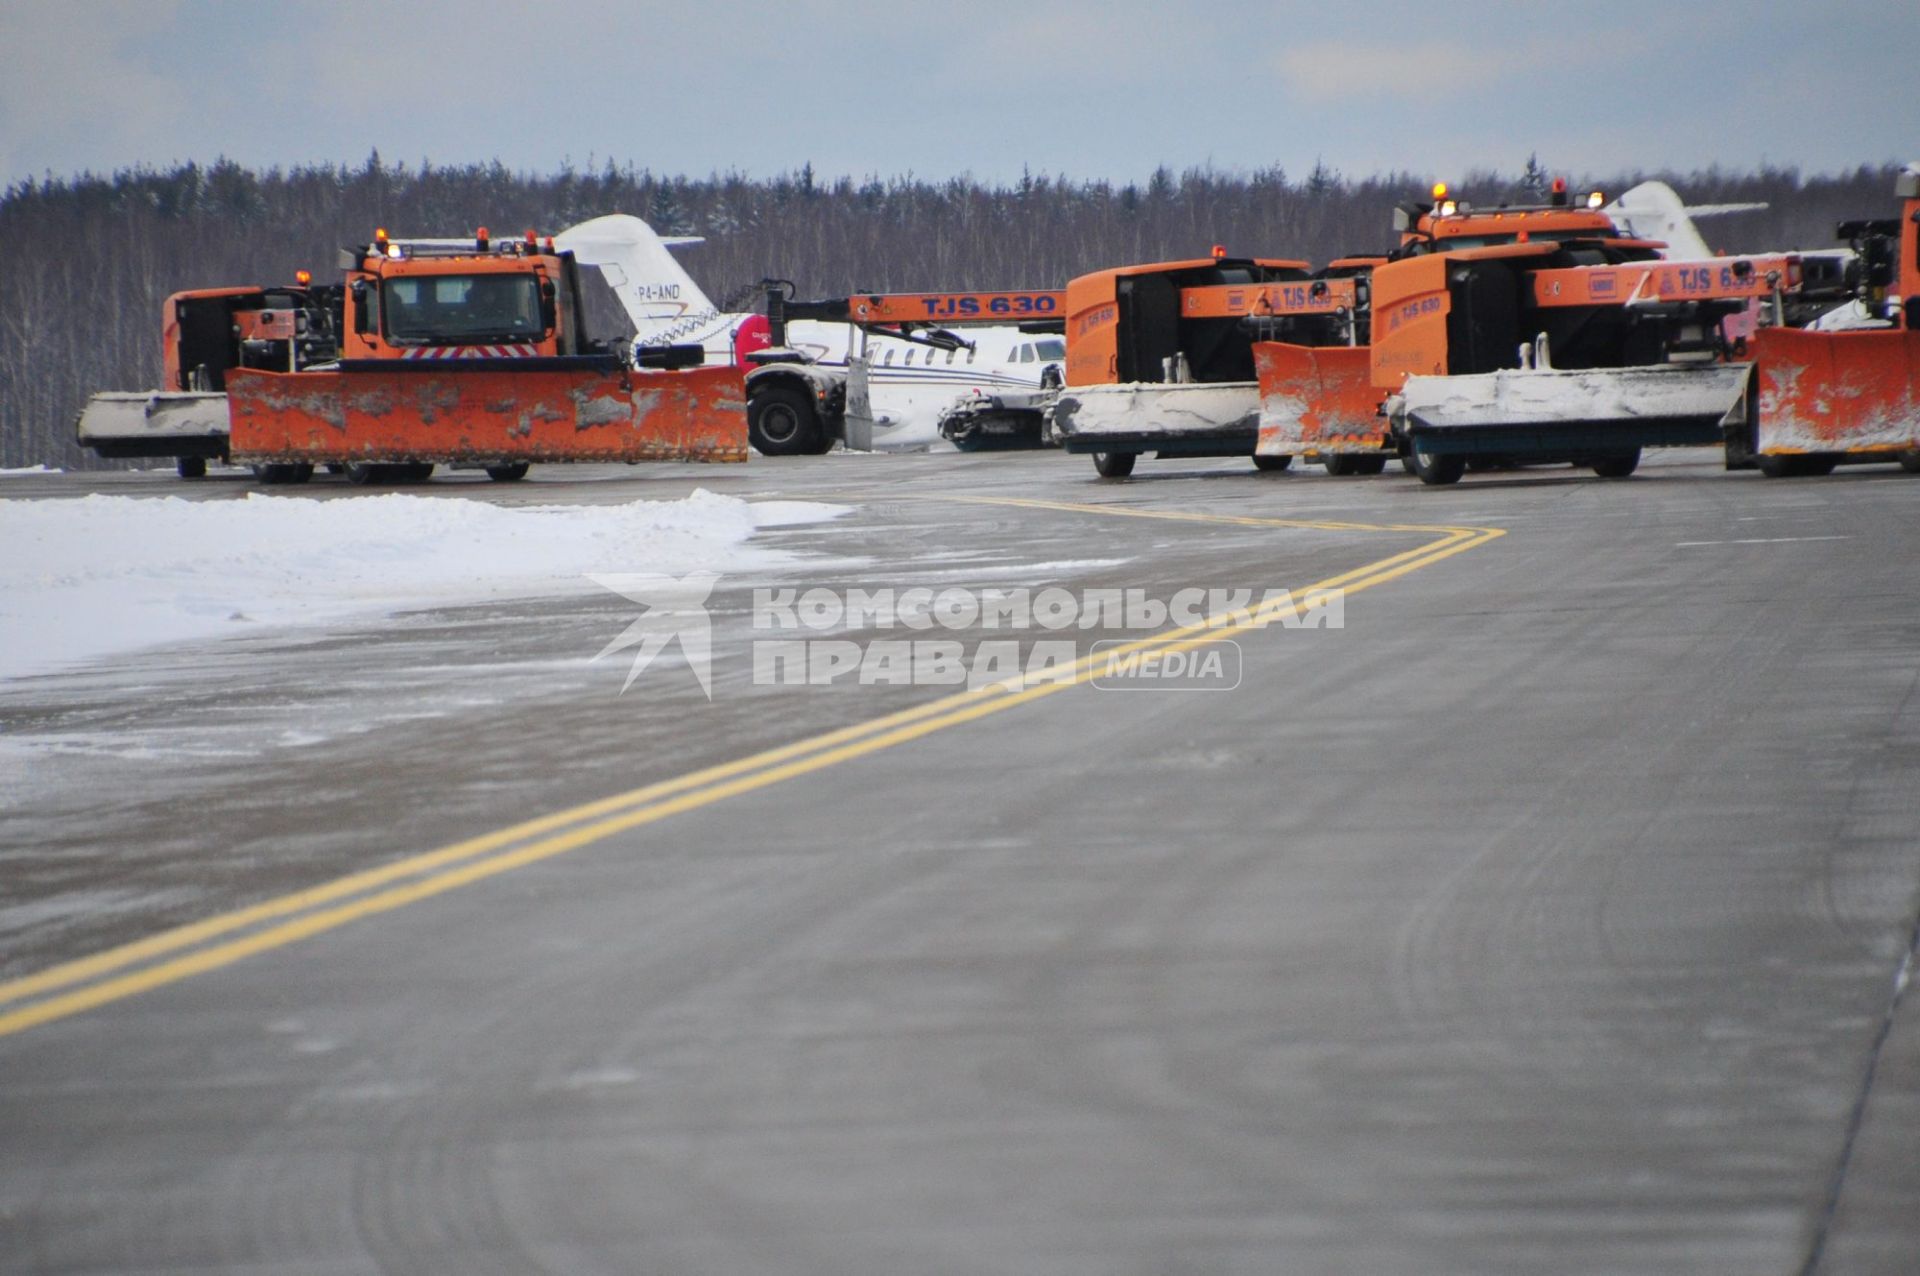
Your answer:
759;403;800;445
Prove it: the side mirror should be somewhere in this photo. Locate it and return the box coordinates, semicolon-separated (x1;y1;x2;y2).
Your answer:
350;280;373;335
539;277;557;331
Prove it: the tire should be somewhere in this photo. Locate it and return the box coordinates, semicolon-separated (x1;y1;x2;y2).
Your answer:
1900;450;1920;474
1322;454;1354;476
486;463;530;482
1406;437;1465;486
748;384;822;456
1758;453;1838;478
176;456;207;479
1252;453;1293;472
1328;454;1388;476
1092;451;1136;478
400;463;435;483
1590;449;1641;479
253;462;313;485
344;462;381;486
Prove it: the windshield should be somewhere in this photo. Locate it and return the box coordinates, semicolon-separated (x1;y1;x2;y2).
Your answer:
1033;338;1066;360
383;273;543;343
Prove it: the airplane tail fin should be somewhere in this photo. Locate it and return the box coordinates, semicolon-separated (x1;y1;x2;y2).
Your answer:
554;214;721;343
1604;181;1768;261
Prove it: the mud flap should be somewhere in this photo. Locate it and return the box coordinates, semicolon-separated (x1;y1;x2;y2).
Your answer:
1252;343;1382;457
1751;326;1920;455
227;362;748;465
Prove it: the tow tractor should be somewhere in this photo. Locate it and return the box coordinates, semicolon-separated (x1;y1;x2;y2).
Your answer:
744;284;1065;454
79;228;746;483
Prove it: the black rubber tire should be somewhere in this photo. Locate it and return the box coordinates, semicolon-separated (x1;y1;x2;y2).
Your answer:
486;463;530;482
1758;453;1839;479
344;462;381;486
1322;454;1354;476
1899;450;1920;474
1092;451;1136;478
1336;454;1388;476
748;385;822;456
1251;453;1293;472
400;463;435;483
1406;437;1466;486
176;456;207;479
1590;449;1641;479
253;462;313;485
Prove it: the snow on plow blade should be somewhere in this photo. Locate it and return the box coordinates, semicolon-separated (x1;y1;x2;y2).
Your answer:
77;391;230;459
1253;343;1381;457
1751;325;1920;454
1398;363;1752;454
226;360;748;465
1051;381;1259;452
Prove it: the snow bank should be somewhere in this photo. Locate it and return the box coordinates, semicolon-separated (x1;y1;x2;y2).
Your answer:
0;490;843;681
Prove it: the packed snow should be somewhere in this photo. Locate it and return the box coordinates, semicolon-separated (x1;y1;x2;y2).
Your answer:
0;490;844;681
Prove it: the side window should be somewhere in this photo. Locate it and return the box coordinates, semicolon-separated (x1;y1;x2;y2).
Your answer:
883;349;895;365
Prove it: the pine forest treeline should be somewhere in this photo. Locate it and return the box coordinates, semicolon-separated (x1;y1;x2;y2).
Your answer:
0;153;1899;468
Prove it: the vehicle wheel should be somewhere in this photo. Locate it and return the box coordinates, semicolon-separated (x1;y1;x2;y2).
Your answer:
1322;453;1353;476
1345;454;1388;476
1092;451;1136;478
1590;449;1641;479
1406;437;1465;486
400;463;435;483
1252;453;1293;472
748;384;822;456
1757;453;1837;478
176;456;207;479
1899;449;1920;474
486;462;530;482
344;462;381;486
253;462;313;485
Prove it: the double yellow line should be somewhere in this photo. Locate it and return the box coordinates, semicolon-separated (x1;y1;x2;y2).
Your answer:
0;497;1502;1039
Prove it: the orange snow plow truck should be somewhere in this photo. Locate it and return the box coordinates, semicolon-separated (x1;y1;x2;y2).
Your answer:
80;228;746;483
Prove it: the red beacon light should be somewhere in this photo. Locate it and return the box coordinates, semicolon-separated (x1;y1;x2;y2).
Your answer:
476;226;491;252
295;269;312;286
1212;243;1226;261
1550;177;1569;206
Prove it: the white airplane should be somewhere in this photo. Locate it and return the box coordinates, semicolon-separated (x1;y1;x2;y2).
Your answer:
554;213;1062;450
1602;180;1768;261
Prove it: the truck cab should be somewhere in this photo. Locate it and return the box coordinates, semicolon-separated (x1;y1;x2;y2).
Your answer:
338;230;590;361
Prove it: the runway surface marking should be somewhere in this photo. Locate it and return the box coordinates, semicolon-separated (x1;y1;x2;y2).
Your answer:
0;497;1504;1039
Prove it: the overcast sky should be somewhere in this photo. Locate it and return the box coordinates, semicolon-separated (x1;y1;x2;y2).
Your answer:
2;1;1912;191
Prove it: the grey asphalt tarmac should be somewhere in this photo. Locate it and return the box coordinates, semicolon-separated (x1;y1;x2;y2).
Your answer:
1;449;1917;1274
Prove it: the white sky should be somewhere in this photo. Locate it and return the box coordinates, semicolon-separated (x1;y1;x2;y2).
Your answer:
2;1;1912;189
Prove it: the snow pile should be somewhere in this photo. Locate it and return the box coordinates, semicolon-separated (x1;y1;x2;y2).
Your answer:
0;490;842;681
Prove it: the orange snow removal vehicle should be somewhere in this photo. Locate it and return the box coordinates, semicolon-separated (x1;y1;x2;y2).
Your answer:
225;228;746;483
1736;163;1920;476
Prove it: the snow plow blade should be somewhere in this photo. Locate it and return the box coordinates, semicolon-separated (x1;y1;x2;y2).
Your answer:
1051;381;1259;455
1751;325;1920;454
1397;363;1752;455
1253;343;1381;457
226;359;748;465
76;391;230;459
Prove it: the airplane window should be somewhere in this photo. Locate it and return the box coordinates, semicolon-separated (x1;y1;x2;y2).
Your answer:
883;350;895;365
946;349;955;364
905;350;917;365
